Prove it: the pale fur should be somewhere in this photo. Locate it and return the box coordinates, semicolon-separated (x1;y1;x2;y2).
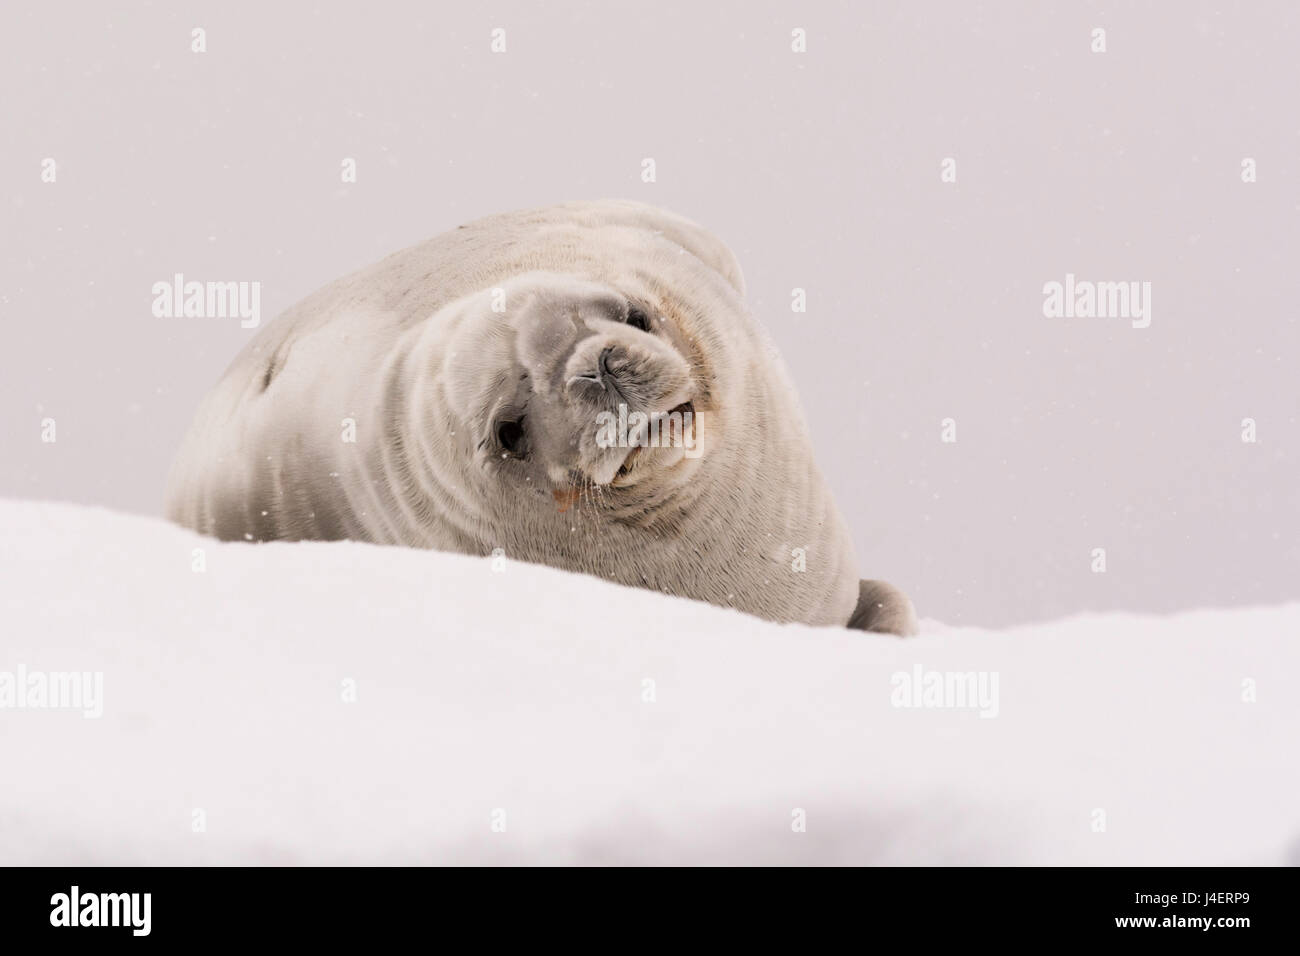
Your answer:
166;200;914;632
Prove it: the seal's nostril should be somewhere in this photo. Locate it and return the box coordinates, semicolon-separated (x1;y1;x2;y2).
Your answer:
567;345;625;397
567;349;609;393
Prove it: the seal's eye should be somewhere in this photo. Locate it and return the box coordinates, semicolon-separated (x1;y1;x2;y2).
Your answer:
626;307;652;333
496;418;526;457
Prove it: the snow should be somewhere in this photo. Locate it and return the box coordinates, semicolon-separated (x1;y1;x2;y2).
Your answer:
1;499;1297;865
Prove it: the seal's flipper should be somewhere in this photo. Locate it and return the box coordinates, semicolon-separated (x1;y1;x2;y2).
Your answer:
847;579;918;636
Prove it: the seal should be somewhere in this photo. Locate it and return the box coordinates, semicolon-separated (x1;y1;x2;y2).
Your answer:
165;200;917;635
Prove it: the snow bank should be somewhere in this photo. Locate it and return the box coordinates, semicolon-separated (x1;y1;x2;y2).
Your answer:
1;500;1296;865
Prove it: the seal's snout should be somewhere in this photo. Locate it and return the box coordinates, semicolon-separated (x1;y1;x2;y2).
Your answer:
562;336;689;415
565;343;655;404
550;332;696;489
564;345;618;398
501;281;697;491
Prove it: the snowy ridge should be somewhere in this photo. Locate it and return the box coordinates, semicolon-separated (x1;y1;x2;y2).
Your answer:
1;500;1297;865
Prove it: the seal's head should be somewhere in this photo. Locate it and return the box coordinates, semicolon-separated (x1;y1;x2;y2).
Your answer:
425;272;724;519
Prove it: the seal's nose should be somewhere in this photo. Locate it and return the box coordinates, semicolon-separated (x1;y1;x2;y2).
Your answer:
565;346;612;395
563;330;690;413
594;345;642;401
570;343;659;412
567;345;633;394
514;290;626;396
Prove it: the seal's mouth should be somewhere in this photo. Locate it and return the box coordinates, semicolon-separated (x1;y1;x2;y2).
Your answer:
615;400;695;479
615;450;639;479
